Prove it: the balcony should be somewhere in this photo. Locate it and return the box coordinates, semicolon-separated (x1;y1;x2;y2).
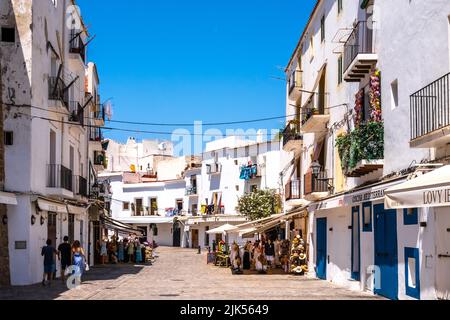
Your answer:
47;164;73;197
68;101;84;126
186;186;198;196
74;176;88;197
69;31;86;63
89;127;103;151
343;21;377;82
304;170;330;201
288;70;303;101
93;104;105;126
48;77;69;109
410;72;450;148
93;151;107;172
301;107;330;133
206;163;222;175
336;121;384;177
239;164;261;180
282;121;303;154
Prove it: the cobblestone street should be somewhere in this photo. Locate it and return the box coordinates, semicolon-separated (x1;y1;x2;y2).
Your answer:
0;247;383;300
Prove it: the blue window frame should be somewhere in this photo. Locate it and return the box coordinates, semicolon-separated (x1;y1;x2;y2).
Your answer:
351;206;361;281
404;247;420;299
362;202;372;232
403;208;418;225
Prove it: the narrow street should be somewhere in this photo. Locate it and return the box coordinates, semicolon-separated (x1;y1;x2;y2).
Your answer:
0;247;382;300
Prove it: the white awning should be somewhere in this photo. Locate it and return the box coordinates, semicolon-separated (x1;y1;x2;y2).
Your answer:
67;204;89;215
206;224;238;234
0;192;17;205
37;198;67;214
385;165;450;209
117;216;174;224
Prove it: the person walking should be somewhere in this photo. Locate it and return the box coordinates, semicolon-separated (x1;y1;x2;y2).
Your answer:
243;241;251;270
41;239;57;286
264;239;275;269
127;238;135;263
100;238;108;264
118;240;124;263
71;240;86;281
57;236;72;282
135;239;142;263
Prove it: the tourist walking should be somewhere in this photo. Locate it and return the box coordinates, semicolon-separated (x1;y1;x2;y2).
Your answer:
57;236;72;282
100;238;108;264
135;239;142;263
243;241;251;270
264;239;275;269
72;240;86;281
41;239;57;286
127;238;135;263
118;240;124;262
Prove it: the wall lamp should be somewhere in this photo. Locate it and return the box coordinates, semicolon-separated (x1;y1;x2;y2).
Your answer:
311;161;335;193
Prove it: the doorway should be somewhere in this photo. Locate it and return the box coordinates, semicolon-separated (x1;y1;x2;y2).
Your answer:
436;207;450;299
374;204;398;300
316;218;327;280
47;212;57;247
351;206;361;281
191;229;199;249
173;222;181;247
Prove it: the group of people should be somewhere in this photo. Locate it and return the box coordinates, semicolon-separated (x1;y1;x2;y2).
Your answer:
230;236;293;274
98;236;153;264
41;236;86;286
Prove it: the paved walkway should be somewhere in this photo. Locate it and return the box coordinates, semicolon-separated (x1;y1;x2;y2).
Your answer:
0;247;382;300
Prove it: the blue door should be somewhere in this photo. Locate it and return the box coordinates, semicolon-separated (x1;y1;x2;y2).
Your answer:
316;218;327;280
351;206;361;281
374;204;398;300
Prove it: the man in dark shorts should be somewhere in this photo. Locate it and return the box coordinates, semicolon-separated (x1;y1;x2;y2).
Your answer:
41;239;57;286
58;236;72;282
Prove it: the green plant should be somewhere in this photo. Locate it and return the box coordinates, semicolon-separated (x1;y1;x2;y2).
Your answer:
335;122;384;173
237;189;281;221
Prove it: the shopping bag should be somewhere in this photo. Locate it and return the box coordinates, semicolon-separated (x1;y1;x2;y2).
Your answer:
85;263;90;272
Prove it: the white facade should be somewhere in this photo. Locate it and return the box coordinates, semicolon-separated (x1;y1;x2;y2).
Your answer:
0;0;105;285
282;0;450;300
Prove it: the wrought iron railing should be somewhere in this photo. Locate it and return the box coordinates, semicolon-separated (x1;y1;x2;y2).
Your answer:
48;77;69;108
69;101;84;126
282;123;303;147
47;164;73;192
69;31;86;63
304;170;329;195
74;176;88;197
285;180;301;200
90;127;103;141
343;21;375;72
186;186;197;196
94;104;105;122
410;72;450;141
288;70;303;94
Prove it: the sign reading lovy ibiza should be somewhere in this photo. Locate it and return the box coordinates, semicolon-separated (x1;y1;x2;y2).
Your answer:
385;165;450;209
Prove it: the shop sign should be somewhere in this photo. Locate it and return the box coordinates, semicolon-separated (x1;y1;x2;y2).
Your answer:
351;189;385;204
422;188;450;206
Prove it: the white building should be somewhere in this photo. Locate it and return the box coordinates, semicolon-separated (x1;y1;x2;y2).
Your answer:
0;0;107;285
282;0;450;300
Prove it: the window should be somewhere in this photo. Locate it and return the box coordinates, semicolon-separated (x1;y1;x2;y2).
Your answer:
176;199;183;211
405;247;420;299
362;202;372;232
403;208;418;225
235;185;239;191
338;0;343;14
123;202;130;211
150;198;157;215
391;79;399;110
205;226;210;246
134;198;143;216
153;225;158;236
338;55;343;85
1;27;15;43
309;36;314;60
4;131;13;145
245;146;249;157
320;16;325;42
251;185;258;193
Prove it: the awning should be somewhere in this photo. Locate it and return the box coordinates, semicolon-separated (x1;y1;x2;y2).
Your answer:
117;216;174;224
206;224;238;234
308;195;345;212
67;204;89;215
0;192;17;205
101;215;144;236
37;198;67;214
385;165;450;209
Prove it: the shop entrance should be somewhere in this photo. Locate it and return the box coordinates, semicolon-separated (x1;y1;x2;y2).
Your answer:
374;204;398;300
173;222;181;247
191;229;199;248
47;212;57;247
316;218;327;280
436;207;450;299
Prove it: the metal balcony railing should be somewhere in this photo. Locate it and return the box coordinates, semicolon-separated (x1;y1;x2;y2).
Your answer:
48;77;69;108
304;170;329;195
410;72;450;141
282;123;303;147
94;104;105;122
90;127;103;141
74;176;88;197
69;31;86;63
285;180;301;200
206;163;222;174
288;70;303;93
186;186;197;196
68;101;85;126
343;21;374;72
94;151;105;166
47;164;73;192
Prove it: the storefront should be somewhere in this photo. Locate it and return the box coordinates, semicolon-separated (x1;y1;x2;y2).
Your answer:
385;165;450;300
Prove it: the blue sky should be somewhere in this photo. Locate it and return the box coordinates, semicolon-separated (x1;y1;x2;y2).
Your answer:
77;0;316;152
